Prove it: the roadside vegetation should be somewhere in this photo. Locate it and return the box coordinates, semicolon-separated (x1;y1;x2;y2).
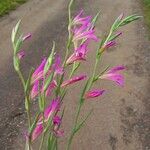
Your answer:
143;0;150;30
0;0;27;17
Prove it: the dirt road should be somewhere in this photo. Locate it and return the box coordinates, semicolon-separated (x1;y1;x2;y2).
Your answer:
0;0;149;150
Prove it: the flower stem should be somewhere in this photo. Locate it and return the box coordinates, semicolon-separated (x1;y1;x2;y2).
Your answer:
66;51;102;150
16;70;25;89
39;131;46;150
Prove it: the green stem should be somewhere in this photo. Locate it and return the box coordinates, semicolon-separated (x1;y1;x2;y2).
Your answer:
17;70;25;89
25;96;31;127
66;52;101;150
39;131;46;150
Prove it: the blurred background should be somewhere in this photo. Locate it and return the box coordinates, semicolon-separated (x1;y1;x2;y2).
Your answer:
0;0;149;150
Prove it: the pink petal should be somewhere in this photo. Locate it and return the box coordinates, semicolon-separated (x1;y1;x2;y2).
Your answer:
101;73;124;86
107;65;125;73
32;58;47;82
44;98;60;121
31;124;43;141
66;53;86;65
17;51;25;59
73;29;98;42
53;116;61;125
103;41;116;49
61;75;87;87
31;80;39;99
84;89;105;99
53;55;64;75
45;80;57;96
73;10;92;25
23;33;32;41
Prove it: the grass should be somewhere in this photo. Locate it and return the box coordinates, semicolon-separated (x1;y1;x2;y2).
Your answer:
143;0;150;30
0;0;27;17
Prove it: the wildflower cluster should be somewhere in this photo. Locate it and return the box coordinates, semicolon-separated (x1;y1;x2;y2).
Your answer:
11;0;140;149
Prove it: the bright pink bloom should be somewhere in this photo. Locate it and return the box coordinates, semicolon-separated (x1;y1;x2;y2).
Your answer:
31;99;60;141
32;58;47;83
53;115;64;137
17;50;25;59
39;98;60;123
100;65;125;86
53;55;64;75
22;33;31;41
66;41;89;64
61;75;87;87
53;116;61;126
73;24;98;42
103;41;116;49
84;89;105;99
73;10;92;25
31;124;43;141
44;80;57;96
31;80;39;99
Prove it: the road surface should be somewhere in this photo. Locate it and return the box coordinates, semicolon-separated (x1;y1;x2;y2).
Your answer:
0;0;149;149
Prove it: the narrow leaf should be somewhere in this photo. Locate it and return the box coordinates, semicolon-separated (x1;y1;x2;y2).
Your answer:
74;109;93;133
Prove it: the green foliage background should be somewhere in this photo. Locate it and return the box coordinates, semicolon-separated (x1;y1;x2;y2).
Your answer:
0;0;27;16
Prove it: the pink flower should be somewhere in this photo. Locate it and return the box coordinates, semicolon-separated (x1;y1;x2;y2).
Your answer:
61;75;87;87
31;124;43;141
32;58;47;83
103;41;116;49
31;80;39;99
43;99;60;122
66;41;89;64
72;24;98;42
99;65;125;86
53;55;64;75
73;23;98;42
31;99;60;141
73;10;92;25
17;50;25;59
53;116;64;137
53;116;61;125
22;33;32;41
44;80;57;96
84;89;105;99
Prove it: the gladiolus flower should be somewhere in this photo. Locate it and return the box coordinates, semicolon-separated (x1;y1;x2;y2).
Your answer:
99;65;125;86
31;80;39;99
44;80;57;96
31;99;60;141
73;10;92;25
43;99;60;122
53;116;61;125
61;75;87;87
100;41;116;53
66;41;89;64
53;115;64;137
104;41;116;49
72;23;98;42
31;124;43;141
53;55;64;75
32;58;47;83
84;89;105;99
22;33;31;41
17;50;25;59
